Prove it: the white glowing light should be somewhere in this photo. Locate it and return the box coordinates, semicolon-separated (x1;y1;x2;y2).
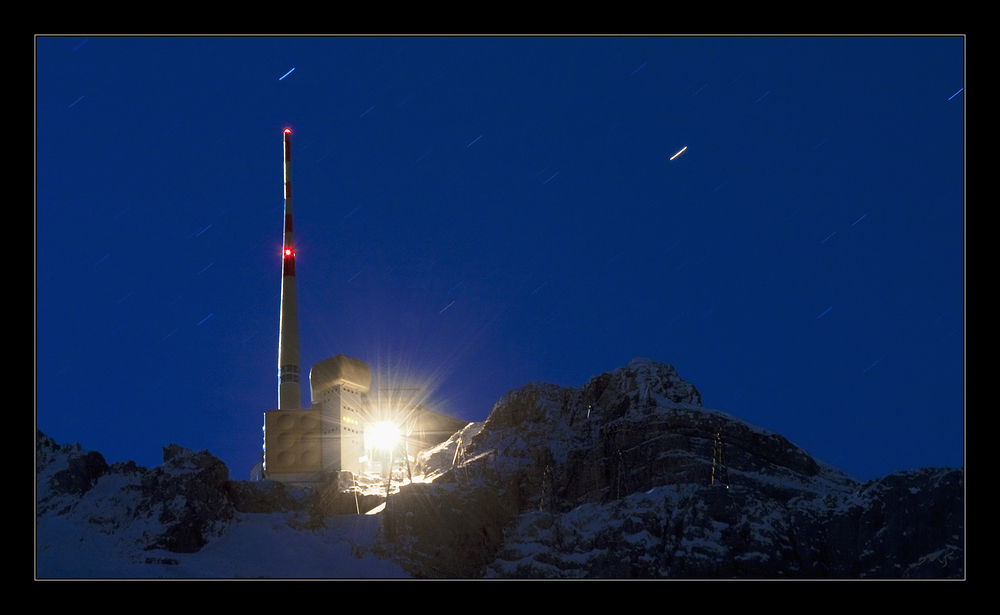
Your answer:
370;421;399;451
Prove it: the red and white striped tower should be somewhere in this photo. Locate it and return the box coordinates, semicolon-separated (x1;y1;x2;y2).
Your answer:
277;128;301;409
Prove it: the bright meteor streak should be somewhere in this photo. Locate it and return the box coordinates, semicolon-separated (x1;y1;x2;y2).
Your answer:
670;146;688;161
279;68;295;81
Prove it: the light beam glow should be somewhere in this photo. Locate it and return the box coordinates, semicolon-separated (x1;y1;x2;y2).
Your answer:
370;421;399;451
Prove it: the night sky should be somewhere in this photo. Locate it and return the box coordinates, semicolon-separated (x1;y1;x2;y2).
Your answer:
36;36;964;482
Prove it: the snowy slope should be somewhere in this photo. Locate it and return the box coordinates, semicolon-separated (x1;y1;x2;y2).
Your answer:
36;434;407;578
37;358;963;578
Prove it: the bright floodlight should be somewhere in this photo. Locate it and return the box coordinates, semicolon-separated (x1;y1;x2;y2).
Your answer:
370;421;399;451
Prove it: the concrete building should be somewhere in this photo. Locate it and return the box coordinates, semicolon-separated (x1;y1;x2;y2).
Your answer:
262;354;370;482
261;353;466;482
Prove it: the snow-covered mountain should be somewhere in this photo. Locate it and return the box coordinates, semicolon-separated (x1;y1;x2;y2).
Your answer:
36;358;963;578
36;431;408;578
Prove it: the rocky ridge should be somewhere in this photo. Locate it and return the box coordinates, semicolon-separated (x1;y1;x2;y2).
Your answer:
382;358;963;578
36;358;963;578
35;430;382;567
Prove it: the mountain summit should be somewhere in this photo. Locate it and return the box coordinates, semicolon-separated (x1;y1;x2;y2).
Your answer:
387;358;963;577
36;359;963;578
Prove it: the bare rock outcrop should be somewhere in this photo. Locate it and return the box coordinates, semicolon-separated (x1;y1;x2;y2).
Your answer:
36;358;962;578
35;431;375;558
381;358;963;578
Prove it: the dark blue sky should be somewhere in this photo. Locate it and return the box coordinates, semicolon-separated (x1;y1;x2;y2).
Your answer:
36;36;964;481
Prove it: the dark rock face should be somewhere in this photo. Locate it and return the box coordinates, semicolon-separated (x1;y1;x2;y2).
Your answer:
51;450;110;497
852;468;964;578
137;444;235;553
225;477;299;514
380;481;508;578
38;430;110;498
382;358;964;578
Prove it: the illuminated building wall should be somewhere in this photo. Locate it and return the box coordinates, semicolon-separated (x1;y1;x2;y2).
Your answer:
310;354;372;477
262;408;321;482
